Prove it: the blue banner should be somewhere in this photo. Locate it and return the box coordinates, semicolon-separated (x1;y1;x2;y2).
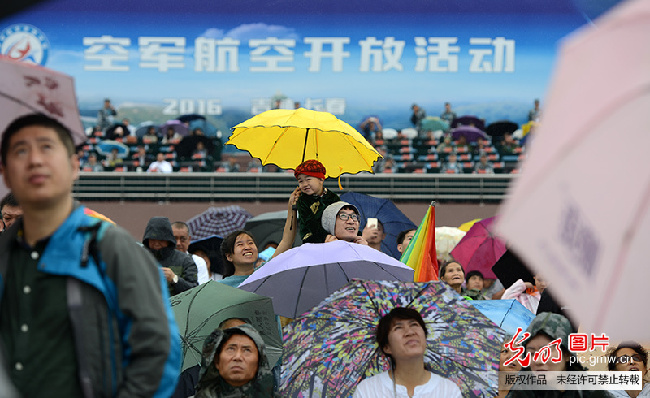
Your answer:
1;0;622;132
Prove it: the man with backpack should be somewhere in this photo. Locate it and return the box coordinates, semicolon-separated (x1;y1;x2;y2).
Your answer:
0;113;180;397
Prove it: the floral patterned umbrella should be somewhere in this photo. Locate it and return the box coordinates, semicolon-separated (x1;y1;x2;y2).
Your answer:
280;279;505;398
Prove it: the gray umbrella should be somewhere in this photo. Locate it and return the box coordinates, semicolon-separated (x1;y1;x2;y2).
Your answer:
244;210;301;250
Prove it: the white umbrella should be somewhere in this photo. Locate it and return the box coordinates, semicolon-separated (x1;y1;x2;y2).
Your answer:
434;226;466;262
496;0;650;341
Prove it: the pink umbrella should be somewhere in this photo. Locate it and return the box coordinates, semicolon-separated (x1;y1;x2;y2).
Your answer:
450;217;506;280
495;0;650;341
0;57;85;150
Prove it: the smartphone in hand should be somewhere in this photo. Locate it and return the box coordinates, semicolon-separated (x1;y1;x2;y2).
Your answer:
367;217;379;229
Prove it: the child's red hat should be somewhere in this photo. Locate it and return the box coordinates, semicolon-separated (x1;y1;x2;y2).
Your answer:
294;159;326;180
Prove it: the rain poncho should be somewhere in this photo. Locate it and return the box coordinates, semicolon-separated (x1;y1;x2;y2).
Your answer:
195;324;276;398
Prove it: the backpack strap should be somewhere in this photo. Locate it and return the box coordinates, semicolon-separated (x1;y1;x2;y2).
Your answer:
78;222;102;269
67;278;94;398
66;220;105;398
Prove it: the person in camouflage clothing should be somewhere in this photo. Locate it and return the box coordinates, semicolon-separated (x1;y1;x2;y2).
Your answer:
195;324;275;398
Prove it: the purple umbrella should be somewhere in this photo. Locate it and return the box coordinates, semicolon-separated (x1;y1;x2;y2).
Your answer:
238;240;414;318
160;119;190;137
450;126;488;143
451;115;485;131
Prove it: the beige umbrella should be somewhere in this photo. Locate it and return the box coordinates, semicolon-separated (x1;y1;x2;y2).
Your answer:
434;227;466;262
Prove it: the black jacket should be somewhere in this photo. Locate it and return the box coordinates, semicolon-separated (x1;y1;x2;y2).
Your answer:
143;217;198;295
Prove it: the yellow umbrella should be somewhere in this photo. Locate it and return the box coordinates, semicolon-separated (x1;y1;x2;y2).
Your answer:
521;121;539;137
227;108;382;178
458;218;482;232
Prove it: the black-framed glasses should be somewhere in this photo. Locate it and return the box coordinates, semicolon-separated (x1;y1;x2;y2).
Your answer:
615;354;643;364
338;213;360;222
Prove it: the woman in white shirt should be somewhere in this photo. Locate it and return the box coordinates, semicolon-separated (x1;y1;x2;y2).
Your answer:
354;307;462;398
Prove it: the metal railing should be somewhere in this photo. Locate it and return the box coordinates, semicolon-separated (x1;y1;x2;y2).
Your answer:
73;172;515;202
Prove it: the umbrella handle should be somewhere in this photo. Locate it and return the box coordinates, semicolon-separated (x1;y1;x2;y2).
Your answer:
301;128;310;163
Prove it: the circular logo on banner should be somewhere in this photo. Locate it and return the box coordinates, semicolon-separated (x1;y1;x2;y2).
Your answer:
0;24;50;65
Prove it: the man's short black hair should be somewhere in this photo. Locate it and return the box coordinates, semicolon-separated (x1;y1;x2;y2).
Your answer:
465;270;484;283
171;221;190;231
1;113;76;166
396;228;416;245
0;192;19;212
220;230;257;277
376;307;427;362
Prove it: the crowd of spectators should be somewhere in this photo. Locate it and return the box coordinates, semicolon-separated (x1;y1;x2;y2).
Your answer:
79;123;526;175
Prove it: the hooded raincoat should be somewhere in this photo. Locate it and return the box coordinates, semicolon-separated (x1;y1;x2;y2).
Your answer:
143;217;198;296
195;324;276;398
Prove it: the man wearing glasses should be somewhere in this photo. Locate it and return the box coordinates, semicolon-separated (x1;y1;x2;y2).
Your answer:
321;201;369;246
172;221;210;285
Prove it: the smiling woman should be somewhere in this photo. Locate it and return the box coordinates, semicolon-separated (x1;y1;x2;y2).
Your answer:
219;230;259;288
439;261;465;295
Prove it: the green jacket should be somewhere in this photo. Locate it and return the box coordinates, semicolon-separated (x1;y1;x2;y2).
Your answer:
296;189;340;243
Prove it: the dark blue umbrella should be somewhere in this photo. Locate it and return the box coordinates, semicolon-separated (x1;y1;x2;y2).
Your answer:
188;235;225;276
340;191;416;259
178;114;205;124
467;299;535;336
179;114;219;137
486;121;518;137
135;123;159;138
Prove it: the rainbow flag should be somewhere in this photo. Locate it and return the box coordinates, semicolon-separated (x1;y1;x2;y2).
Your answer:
400;203;439;282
